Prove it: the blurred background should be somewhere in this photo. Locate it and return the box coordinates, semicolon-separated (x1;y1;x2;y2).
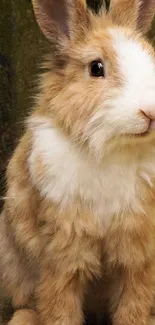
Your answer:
0;0;155;323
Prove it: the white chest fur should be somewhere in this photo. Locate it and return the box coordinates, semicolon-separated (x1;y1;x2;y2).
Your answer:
28;117;155;230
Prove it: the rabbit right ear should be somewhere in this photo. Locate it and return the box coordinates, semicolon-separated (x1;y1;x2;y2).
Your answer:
32;0;90;49
109;0;140;29
109;0;155;34
137;0;155;34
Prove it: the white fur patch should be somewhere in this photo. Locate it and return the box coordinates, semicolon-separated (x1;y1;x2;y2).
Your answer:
84;28;155;158
110;28;155;117
28;117;155;232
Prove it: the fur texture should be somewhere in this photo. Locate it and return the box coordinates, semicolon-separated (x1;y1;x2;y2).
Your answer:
1;0;155;325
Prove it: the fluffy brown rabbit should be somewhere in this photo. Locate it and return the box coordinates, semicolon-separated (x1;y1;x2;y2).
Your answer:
1;0;155;324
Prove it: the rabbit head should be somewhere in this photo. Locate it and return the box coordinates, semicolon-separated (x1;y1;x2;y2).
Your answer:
32;0;155;159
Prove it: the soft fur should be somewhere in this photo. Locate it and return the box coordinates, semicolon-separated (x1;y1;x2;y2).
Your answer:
1;0;155;325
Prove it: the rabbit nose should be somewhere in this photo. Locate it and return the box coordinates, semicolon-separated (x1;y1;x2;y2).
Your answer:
140;109;155;130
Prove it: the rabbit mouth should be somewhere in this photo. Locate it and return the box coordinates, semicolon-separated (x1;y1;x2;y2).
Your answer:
132;124;155;137
133;131;149;137
123;130;150;139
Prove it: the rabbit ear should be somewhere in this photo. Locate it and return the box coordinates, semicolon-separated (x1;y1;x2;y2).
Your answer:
32;0;90;47
109;0;155;33
109;0;140;29
137;0;155;34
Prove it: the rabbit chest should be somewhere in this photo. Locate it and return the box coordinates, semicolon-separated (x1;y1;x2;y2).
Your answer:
29;118;155;236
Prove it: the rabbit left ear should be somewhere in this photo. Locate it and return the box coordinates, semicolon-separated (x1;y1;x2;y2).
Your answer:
32;0;90;47
109;0;155;34
32;0;71;41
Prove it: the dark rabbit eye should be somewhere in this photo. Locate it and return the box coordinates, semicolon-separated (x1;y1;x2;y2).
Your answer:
90;60;104;77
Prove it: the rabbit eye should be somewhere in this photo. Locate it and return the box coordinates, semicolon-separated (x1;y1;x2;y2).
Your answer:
90;60;104;77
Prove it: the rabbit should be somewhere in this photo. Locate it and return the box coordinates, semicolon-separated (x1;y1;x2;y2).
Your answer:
1;0;155;324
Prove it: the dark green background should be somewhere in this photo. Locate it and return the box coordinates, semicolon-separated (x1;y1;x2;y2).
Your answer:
0;0;46;207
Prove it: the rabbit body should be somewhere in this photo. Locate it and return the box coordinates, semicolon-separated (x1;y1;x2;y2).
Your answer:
2;0;155;324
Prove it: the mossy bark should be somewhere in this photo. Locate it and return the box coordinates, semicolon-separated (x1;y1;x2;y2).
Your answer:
0;0;46;209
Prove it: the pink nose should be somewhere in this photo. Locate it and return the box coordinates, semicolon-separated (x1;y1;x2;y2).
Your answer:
140;109;155;130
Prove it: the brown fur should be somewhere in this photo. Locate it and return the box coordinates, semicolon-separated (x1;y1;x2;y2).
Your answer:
8;310;39;325
1;1;155;325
